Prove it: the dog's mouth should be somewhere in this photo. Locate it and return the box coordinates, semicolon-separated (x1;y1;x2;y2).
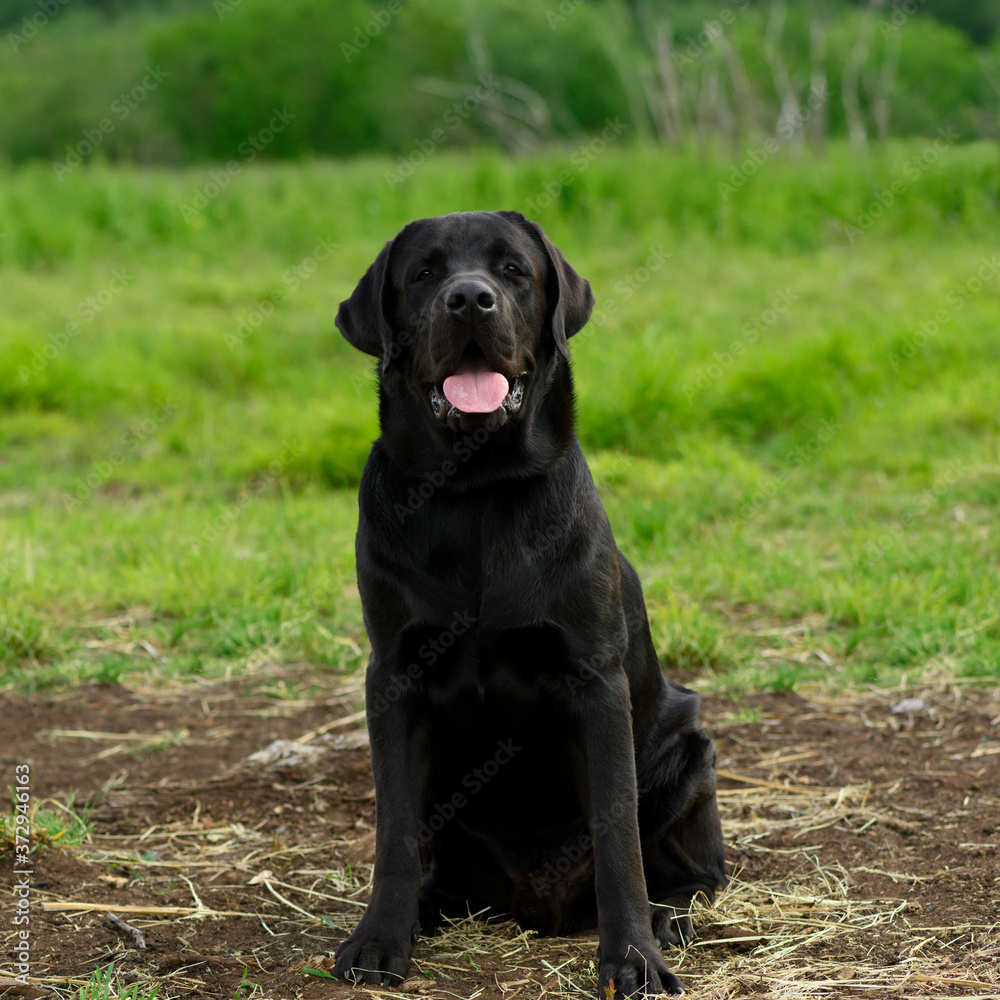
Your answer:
429;349;527;421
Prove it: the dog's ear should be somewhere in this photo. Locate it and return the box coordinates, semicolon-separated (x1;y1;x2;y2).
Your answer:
336;238;396;371
499;211;594;360
545;236;595;359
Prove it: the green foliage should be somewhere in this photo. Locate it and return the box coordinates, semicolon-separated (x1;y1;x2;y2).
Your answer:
886;17;1000;139
840;0;1000;44
32;792;96;846
232;967;264;999
0;8;180;165
147;0;406;159
1;0;998;166
76;963;159;1000
1;141;996;271
0;790;95;853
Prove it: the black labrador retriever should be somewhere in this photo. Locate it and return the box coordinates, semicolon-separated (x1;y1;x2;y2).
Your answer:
334;211;726;997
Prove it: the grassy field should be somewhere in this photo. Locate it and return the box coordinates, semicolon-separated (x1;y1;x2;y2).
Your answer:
1;141;999;693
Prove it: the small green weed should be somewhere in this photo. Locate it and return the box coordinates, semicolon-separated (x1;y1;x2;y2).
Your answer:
77;963;159;1000
0;790;94;854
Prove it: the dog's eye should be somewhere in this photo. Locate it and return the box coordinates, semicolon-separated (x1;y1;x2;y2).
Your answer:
504;264;523;276
415;269;433;282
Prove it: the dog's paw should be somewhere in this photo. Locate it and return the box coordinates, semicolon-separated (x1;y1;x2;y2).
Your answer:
651;903;693;949
598;940;683;998
333;928;413;986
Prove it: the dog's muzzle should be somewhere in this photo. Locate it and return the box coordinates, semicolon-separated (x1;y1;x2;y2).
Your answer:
429;374;526;421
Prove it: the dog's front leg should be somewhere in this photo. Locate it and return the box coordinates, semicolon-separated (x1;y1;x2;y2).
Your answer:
579;672;684;998
334;657;428;986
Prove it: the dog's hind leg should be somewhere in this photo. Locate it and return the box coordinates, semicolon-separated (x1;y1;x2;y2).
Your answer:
636;681;727;947
645;790;725;945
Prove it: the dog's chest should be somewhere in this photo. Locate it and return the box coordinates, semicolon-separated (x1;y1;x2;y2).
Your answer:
399;488;577;627
414;621;576;729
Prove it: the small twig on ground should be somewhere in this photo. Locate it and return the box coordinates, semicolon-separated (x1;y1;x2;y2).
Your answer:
103;911;147;949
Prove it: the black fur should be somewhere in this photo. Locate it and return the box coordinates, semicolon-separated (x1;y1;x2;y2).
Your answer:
334;211;726;998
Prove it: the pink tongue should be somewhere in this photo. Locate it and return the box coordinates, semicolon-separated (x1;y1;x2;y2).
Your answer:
443;359;509;413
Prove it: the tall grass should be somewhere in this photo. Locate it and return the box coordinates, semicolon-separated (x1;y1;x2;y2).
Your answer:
2;141;997;269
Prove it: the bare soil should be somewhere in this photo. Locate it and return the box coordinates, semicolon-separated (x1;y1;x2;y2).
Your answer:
1;667;998;999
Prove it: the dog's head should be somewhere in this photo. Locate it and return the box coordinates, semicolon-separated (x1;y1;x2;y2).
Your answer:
337;211;593;478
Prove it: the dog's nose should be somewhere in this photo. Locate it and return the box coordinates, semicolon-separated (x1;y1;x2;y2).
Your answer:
445;280;496;320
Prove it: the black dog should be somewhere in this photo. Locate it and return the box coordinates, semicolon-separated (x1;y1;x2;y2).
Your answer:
334;211;725;997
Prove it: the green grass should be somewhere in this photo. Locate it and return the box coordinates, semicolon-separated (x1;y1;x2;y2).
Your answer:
1;141;999;693
0;790;95;852
77;963;160;1000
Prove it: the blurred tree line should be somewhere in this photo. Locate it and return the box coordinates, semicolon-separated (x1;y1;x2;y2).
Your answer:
1;0;997;166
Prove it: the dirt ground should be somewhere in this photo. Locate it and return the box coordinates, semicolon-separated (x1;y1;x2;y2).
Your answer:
1;665;998;1000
